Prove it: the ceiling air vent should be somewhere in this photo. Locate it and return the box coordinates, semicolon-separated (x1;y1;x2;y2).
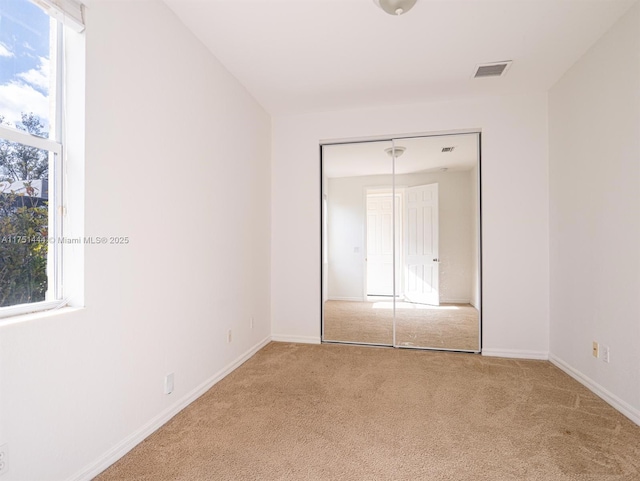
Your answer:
441;147;455;153
473;61;512;78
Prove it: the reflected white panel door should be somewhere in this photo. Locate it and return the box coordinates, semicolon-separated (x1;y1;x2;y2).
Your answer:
366;194;399;296
404;184;439;305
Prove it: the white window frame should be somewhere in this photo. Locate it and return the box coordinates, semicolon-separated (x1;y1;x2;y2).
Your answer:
0;18;66;319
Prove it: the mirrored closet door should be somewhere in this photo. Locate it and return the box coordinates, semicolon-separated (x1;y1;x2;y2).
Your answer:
321;133;481;352
321;140;395;345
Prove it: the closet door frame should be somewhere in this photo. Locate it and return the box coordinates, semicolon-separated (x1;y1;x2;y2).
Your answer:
320;131;482;353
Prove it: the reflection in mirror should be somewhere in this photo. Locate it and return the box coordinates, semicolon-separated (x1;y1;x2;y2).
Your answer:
321;133;480;352
392;134;480;351
322;140;395;345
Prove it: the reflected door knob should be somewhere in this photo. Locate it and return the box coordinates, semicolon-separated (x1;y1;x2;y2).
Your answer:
433;258;439;262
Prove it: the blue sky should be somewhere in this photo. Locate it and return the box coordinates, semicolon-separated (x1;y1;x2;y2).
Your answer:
0;0;51;129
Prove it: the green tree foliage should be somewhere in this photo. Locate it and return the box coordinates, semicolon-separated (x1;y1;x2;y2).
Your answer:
0;113;50;307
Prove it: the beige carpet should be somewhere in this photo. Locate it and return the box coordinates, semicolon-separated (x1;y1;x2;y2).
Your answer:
95;342;640;481
323;300;479;350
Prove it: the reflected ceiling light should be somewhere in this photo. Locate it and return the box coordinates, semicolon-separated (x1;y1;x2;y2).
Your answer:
385;146;406;158
373;0;418;16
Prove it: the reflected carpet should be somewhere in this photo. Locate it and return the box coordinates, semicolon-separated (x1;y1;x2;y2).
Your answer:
323;300;479;350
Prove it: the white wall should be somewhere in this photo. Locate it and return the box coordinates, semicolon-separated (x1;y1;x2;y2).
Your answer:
272;94;550;356
326;170;474;303
326;175;368;301
549;3;640;422
0;2;271;480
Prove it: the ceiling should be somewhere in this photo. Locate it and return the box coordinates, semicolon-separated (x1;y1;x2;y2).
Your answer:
163;0;635;116
323;133;478;178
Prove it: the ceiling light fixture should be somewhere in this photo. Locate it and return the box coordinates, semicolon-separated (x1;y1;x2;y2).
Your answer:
385;146;406;158
373;0;417;16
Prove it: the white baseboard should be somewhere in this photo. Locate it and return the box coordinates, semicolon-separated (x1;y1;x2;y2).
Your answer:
271;334;321;344
68;336;271;481
328;297;363;302
440;298;471;304
482;348;549;360
549;354;640;427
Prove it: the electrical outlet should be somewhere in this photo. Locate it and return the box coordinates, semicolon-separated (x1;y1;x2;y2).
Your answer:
227;329;232;343
164;373;174;395
592;341;599;358
0;443;8;476
250;317;254;330
601;345;610;363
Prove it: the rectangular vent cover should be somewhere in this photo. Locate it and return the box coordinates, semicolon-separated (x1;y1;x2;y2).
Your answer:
474;61;512;78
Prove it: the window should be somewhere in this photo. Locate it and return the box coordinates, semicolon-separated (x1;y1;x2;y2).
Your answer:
0;0;83;318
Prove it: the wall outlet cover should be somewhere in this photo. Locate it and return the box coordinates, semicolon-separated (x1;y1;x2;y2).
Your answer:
164;373;175;395
0;443;8;476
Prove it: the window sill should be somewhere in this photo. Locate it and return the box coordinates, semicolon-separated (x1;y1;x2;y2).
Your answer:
0;303;84;327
